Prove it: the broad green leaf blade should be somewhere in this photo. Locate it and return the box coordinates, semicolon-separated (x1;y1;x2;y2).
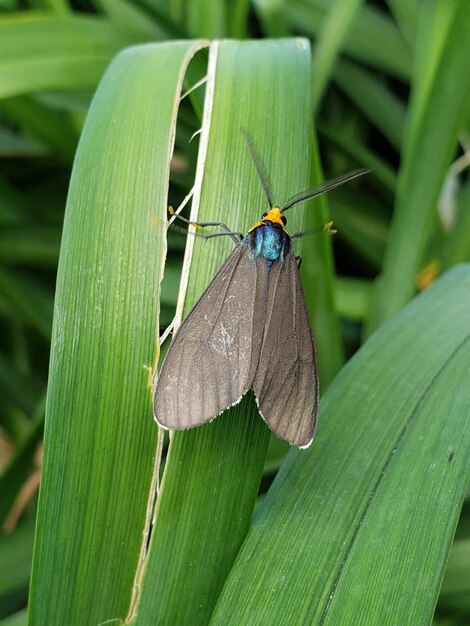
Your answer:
0;13;148;98
132;39;315;625
28;41;206;626
370;1;470;329
210;265;470;625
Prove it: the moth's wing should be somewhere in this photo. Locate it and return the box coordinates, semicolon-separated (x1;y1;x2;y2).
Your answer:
154;245;268;429
252;253;319;448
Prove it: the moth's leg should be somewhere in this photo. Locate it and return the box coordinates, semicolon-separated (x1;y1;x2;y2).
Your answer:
168;208;243;246
195;222;244;245
290;221;337;239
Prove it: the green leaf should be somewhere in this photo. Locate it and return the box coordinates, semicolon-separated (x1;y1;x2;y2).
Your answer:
334;275;373;321
0;95;79;161
370;1;470;329
288;0;411;80
94;0;164;38
130;39;315;626
0;352;43;417
319;122;397;193
0;226;60;266
28;41;206;626
440;538;470;600
310;0;364;114
0;609;28;626
301;132;344;388
329;187;389;268
386;0;419;44
0;520;34;619
0;13;148;98
186;0;226;37
0;395;44;527
0;129;47;158
0;267;53;339
253;0;289;37
334;59;406;151
0;177;29;226
227;0;250;38
210;265;470;625
441;179;470;270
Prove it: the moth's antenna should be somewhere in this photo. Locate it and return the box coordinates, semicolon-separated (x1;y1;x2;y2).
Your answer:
282;169;369;212
242;129;276;209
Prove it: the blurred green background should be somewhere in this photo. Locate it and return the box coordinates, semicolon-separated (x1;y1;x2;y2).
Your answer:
1;1;470;625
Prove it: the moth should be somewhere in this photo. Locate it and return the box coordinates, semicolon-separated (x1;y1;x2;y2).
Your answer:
154;134;366;447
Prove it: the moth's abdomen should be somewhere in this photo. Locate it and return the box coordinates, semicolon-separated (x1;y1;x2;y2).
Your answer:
244;222;291;264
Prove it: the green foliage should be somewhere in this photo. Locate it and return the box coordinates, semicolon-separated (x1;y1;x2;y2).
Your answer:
0;2;469;625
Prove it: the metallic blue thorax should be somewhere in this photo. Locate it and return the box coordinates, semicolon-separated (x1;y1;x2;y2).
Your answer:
244;221;291;267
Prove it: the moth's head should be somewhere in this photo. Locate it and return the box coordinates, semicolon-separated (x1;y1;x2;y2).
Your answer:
261;207;287;228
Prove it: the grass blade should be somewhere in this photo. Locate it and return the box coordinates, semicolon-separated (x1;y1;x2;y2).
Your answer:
28;41;206;626
131;38;315;625
210;265;470;625
0;13;148;98
288;0;411;80
311;0;364;114
370;2;470;328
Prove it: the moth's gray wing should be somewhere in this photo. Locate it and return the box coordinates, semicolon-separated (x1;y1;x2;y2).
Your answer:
154;245;268;429
252;253;319;448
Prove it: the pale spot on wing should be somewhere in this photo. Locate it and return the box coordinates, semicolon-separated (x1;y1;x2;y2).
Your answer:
210;322;234;357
